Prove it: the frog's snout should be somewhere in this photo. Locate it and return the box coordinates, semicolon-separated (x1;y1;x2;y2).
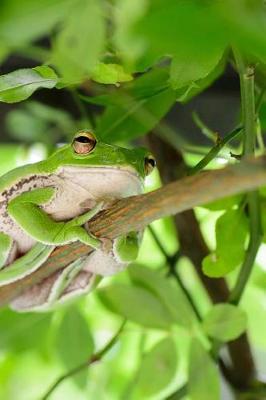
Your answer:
144;155;156;176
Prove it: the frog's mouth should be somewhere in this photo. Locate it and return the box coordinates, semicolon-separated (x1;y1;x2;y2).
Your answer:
58;165;144;200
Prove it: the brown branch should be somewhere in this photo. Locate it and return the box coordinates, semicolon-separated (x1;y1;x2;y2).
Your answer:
0;156;266;308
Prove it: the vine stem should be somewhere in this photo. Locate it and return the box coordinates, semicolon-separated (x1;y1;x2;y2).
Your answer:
229;49;262;305
40;320;126;400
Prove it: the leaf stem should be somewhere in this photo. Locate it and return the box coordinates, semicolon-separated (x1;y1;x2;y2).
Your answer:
40;320;126;400
229;49;262;305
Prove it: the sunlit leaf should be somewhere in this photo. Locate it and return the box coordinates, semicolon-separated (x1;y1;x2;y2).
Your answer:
134;337;177;397
0;66;58;103
188;338;220;400
97;283;174;330
91;63;133;84
128;264;197;330
202;304;247;342
56;307;94;388
203;209;248;277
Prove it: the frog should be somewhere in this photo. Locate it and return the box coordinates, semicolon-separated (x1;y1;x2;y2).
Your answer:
0;130;156;312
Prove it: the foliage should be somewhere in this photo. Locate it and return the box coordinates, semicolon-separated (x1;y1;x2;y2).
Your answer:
0;1;266;399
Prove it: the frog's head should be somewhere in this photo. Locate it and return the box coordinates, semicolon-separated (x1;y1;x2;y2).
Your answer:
49;130;156;198
53;130;156;179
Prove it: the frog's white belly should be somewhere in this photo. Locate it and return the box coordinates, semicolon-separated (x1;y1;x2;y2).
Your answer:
0;166;143;257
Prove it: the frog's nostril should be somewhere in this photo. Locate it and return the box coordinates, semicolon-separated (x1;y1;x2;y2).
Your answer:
144;155;156;176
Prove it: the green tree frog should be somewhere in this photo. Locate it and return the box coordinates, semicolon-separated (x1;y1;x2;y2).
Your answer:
0;131;155;312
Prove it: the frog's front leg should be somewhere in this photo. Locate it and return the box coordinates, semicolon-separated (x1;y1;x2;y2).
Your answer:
7;187;103;248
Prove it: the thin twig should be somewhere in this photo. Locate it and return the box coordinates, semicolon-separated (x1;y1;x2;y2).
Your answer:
189;126;242;175
148;226;202;320
40;320;126;400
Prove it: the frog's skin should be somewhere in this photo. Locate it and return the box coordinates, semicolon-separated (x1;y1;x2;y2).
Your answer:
0;131;155;312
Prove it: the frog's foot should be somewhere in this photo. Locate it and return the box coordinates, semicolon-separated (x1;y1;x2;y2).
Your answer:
59;202;105;249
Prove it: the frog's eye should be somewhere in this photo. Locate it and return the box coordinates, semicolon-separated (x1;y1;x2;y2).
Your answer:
144;155;156;176
72;132;97;154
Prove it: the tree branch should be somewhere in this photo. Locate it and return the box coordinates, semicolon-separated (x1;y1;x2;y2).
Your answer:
1;156;266;307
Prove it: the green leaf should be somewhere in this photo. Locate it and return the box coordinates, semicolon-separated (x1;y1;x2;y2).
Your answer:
131;1;228;69
188;338;220;400
52;0;105;83
0;308;51;354
97;283;174;330
56;307;94;388
0;0;74;46
134;337;177;397
0;66;58;103
113;0;152;71
95;68;175;141
203;209;248;277
202;304;247;342
91;63;133;84
262;201;266;243
84;67;170;106
176;56;226;103
170;46;225;90
128;264;197;330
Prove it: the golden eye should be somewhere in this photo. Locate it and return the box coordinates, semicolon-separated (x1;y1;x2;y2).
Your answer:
72;131;97;154
144;155;156;176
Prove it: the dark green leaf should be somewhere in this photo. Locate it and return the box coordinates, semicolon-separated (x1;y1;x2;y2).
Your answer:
188;338;220;400
202;304;247;342
52;0;105;83
135;337;177;397
176;56;226;103
0;66;58;103
95;68;175;142
97;283;174;330
203;209;248;277
56;307;94;388
128;264;197;330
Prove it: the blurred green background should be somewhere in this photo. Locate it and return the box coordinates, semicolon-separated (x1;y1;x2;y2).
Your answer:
0;1;266;399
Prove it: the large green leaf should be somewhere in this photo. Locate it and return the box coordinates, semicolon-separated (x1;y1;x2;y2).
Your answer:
170;46;225;90
0;308;51;354
188;338;220;400
56;307;94;388
203;209;248;277
52;0;105;83
132;1;228;68
97;283;174;330
95;67;175;141
0;66;58;103
202;304;247;342
134;337;177;397
0;0;74;46
128;264;197;330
